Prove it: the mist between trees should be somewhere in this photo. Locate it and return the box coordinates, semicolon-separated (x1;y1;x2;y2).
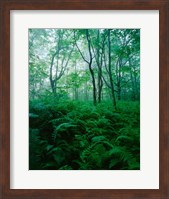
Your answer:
29;29;140;170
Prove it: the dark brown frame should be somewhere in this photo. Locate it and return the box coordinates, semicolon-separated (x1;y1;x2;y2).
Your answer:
0;0;168;198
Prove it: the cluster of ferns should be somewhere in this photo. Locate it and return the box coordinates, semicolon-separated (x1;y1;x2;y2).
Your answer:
29;99;140;170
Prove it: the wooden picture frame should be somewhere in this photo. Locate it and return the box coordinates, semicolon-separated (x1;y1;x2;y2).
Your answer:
0;0;168;198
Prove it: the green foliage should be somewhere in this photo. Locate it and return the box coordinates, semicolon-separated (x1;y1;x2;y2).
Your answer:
29;28;140;170
29;99;140;170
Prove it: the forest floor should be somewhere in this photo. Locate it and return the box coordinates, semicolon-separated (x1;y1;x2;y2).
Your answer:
29;99;140;170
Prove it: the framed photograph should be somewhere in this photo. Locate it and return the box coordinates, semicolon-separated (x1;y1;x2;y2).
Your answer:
0;0;168;198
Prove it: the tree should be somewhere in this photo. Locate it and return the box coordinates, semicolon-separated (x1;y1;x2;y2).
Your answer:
101;29;117;109
90;29;106;103
49;29;74;95
113;29;140;101
74;29;97;105
29;29;49;98
29;28;140;103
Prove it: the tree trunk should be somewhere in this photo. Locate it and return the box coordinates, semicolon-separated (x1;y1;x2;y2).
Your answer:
96;30;103;103
117;59;122;100
129;57;136;100
86;30;97;105
74;29;97;105
108;29;117;109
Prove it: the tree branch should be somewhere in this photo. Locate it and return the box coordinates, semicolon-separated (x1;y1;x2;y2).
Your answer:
73;31;89;64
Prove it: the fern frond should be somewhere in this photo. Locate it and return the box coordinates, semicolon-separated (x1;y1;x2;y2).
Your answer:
91;136;107;143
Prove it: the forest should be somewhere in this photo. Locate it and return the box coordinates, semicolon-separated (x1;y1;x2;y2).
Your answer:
29;29;140;170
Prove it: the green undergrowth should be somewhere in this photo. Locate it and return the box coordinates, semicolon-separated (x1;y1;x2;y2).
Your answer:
29;99;140;170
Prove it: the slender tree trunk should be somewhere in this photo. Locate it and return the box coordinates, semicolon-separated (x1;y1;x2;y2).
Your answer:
85;82;88;101
117;59;122;100
108;29;117;109
129;57;136;100
98;75;103;103
89;61;97;105
74;29;97;105
75;87;78;100
86;30;97;105
134;69;138;100
96;30;103;103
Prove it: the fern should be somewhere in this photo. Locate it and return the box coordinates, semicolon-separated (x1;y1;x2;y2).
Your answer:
91;135;107;143
51;122;77;143
29;99;140;170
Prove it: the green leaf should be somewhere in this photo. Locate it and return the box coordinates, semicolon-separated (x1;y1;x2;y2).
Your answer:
91;136;107;143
